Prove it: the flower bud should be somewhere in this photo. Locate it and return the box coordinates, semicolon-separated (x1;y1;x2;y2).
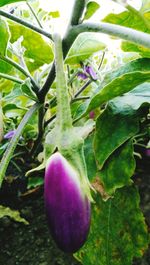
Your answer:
44;152;91;253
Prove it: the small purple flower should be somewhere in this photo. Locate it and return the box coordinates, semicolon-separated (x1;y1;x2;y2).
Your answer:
44;152;91;253
77;72;88;80
4;130;16;139
85;66;98;80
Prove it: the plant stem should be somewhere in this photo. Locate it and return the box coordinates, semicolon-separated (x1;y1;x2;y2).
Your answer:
0;103;40;187
70;0;86;25
54;33;72;130
0;9;52;39
0;72;23;84
69;22;150;49
26;1;43;28
74;80;91;98
30;105;45;157
0;55;39;95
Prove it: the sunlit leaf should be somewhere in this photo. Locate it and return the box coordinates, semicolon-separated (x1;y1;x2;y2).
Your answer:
9;22;54;68
83;1;100;20
103;6;150;57
65;33;105;64
75;186;149;265
0;205;28;224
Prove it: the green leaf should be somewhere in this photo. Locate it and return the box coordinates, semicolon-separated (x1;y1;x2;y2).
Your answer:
86;58;150;113
0;18;10;55
65;32;105;64
27;176;44;189
94;105;139;169
84;134;97;181
75;186;149;265
0;0;25;7
9;22;54;67
83;1;100;20
110;82;150;112
0;103;40;187
0;205;28;225
103;6;150;57
99;140;135;194
21;78;37;101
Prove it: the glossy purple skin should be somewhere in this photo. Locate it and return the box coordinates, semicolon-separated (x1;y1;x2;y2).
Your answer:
44;152;91;253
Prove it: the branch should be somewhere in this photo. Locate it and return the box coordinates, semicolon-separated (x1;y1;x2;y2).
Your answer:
70;22;150;49
0;9;52;39
0;55;39;96
0;72;23;84
26;1;43;28
70;0;86;25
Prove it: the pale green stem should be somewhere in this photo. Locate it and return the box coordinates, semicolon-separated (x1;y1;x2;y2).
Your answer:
54;33;72;131
26;1;43;28
0;72;23;84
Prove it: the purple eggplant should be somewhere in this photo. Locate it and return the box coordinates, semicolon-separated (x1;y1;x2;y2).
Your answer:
44;152;91;253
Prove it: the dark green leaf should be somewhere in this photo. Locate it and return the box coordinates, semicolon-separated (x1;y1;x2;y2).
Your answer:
94;105;139;169
84;134;97;181
83;1;100;20
87;58;150;113
75;186;149;265
99;140;135;194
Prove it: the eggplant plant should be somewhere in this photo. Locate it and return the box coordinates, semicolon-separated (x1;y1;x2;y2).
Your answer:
0;0;149;264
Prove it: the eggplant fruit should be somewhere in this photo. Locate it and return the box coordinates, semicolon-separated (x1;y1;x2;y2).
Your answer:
44;152;91;253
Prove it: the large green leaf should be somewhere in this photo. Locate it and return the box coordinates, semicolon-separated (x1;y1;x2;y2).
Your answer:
103;6;150;57
0;0;25;7
75;186;149;265
9;22;54;68
86;58;150;113
94;105;139;169
0;18;10;55
65;32;105;64
99;140;135;194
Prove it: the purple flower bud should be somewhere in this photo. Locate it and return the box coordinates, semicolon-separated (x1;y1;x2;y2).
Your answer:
4;130;16;139
44;152;91;253
145;148;150;157
85;66;98;80
77;72;88;80
89;111;95;119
